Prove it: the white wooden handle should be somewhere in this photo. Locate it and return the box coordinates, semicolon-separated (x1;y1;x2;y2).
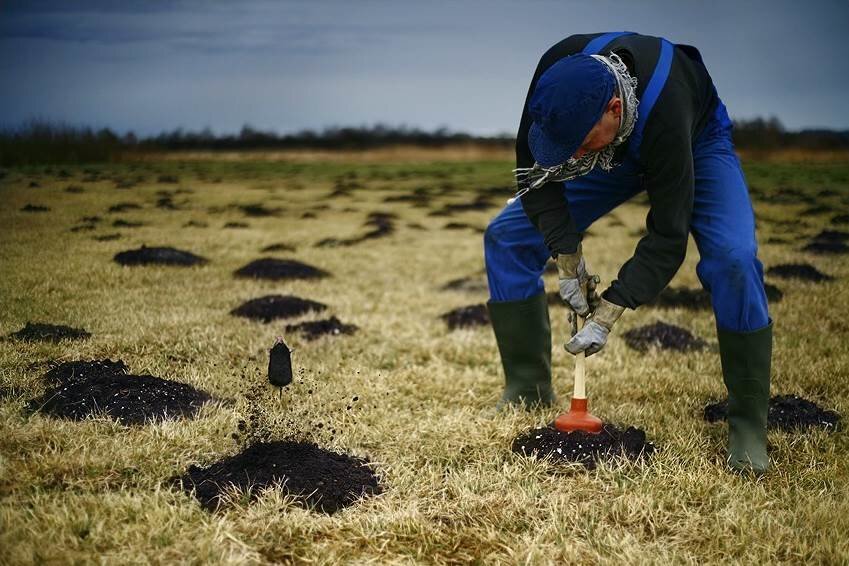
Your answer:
573;315;586;399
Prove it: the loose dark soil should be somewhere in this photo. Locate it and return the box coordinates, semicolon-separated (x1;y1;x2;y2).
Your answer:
512;424;655;469
268;339;293;387
108;202;142;213
223;221;250;229
93;233;122;241
183;220;208;228
800;204;832;216
285;316;358;340
178;441;381;513
234;258;329;281
803;240;849;254
231;295;327;323
443;222;484;233
21;204;49;212
112;219;144;228
650;284;783;310
832;214;849;225
114;246;208;267
811;229;849;243
261;242;296;253
439;277;488;293
65;185;84;193
240;204;281;217
27;359;213;425
704;394;840;431
767;263;833;282
623;322;708;352
440;304;489;329
8;322;91;342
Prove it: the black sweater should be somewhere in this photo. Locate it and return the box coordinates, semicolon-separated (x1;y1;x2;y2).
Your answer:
517;32;718;309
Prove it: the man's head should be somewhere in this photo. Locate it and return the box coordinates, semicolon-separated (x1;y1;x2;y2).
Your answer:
528;54;622;166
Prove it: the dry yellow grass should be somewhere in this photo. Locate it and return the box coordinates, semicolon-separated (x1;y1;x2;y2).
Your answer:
1;155;847;564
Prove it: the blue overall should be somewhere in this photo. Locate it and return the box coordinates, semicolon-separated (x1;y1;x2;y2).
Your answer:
485;32;770;332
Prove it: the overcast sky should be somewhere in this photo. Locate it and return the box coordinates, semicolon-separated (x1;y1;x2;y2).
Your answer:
2;0;848;137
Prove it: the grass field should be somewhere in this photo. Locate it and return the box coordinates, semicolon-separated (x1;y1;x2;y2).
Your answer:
1;152;848;564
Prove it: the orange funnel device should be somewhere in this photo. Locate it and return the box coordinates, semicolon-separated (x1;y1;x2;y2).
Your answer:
554;314;603;434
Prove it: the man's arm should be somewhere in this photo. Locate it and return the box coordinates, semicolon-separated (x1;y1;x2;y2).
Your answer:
604;123;695;308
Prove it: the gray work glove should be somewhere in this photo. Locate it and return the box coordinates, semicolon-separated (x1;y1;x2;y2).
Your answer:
556;243;601;317
565;297;625;357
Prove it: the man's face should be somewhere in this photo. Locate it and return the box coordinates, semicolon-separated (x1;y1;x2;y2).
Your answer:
572;96;622;159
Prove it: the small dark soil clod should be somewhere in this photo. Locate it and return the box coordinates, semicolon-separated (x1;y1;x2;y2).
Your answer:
27;360;213;425
704;394;840;431
512;424;655;469
623;322;708;352
8;322;91;342
440;304;489;329
114;246;208;266
285;316;358;340
268;339;293;387
179;441;381;513
230;295;327;323
234;258;330;281
767;263;833;282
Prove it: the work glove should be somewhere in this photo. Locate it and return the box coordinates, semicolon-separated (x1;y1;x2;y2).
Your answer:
565;297;625;357
556;243;601;317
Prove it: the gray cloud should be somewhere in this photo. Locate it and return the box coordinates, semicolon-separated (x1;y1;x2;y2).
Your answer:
1;0;847;136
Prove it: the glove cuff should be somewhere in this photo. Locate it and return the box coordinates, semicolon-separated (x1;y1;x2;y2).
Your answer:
555;243;583;278
590;297;625;331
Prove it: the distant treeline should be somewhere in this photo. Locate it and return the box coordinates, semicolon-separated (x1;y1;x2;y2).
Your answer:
2;118;848;166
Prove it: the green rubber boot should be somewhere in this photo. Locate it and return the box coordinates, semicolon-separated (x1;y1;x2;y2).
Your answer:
717;321;773;475
488;293;556;409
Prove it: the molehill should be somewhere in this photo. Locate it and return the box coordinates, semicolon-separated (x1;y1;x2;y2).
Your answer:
7;322;91;342
440;304;489;329
704;394;840;431
178;441;382;513
230;295;327;323
114;246;208;267
512;424;655;469
285;316;359;341
623;321;708;353
767;263;833;282
234;258;330;280
27;359;213;425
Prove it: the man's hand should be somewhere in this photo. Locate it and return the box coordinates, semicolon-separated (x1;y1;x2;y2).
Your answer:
565;297;625;357
556;244;601;316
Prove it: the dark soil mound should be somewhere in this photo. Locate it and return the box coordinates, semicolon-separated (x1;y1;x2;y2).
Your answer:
800;204;832;216
234;258;329;281
8;322;91;342
240;204;281;217
285;316;358;340
261;242;296;253
767;263;833;282
231;295;327;323
443;222;484;232
21;204;49;212
439;277;488;293
651;287;712;310
108;203;142;213
223;221;249;229
179;441;381;513
512;424;655;469
114;246;208;266
803;240;849;255
811;229;849;243
27;360;212;425
440;304;489;329
832;214;849;225
316;213;396;248
623;322;708;352
112;219;144;228
650;284;783;309
704;394;840;431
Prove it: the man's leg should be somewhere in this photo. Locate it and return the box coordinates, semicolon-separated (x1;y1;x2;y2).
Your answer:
484;174;639;408
691;99;772;474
